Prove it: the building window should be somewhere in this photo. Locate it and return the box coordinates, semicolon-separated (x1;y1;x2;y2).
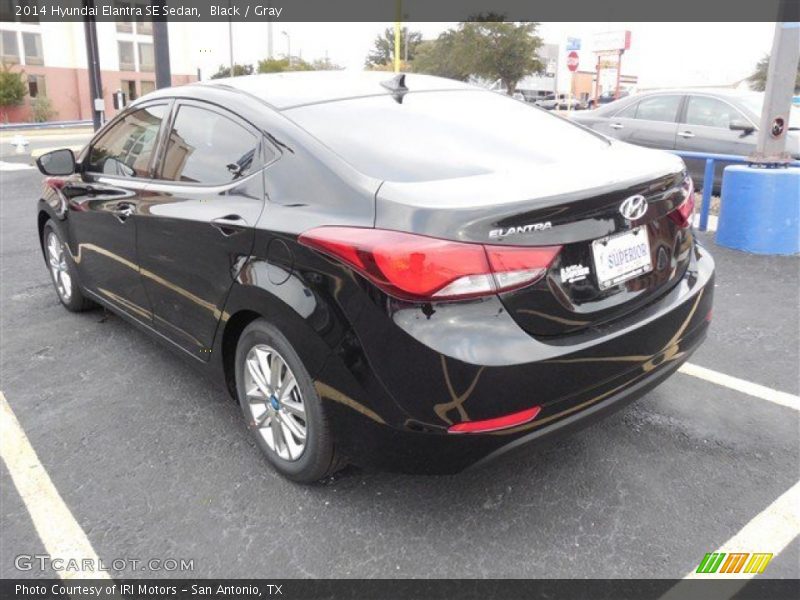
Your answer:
140;80;155;96
1;30;19;64
115;1;133;32
138;42;154;72
118;41;134;71
22;32;42;65
121;79;137;102
27;74;45;97
136;15;153;35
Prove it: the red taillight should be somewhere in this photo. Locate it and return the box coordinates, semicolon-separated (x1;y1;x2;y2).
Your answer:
298;227;561;301
668;177;695;228
448;405;542;434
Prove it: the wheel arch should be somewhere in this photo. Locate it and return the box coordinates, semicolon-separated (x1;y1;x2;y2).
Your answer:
215;272;344;401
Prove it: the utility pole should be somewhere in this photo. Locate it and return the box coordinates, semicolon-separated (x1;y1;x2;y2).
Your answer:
153;4;171;89
752;22;800;163
82;0;102;131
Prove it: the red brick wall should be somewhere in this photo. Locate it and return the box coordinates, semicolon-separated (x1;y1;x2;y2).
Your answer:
1;64;196;124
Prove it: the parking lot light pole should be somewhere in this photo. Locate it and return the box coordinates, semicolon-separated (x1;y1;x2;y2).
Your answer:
82;1;102;131
751;22;800;164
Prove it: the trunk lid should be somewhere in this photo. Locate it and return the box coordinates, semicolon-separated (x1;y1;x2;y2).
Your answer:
375;142;693;336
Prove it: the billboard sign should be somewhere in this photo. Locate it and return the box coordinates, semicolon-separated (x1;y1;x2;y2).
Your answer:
592;30;631;52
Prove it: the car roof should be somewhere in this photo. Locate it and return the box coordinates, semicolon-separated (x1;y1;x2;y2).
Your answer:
199;71;475;110
634;88;760;99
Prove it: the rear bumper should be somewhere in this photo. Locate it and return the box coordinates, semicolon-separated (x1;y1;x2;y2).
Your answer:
315;243;714;474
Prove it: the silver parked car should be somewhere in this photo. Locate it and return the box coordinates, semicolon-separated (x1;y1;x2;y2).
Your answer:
572;89;800;191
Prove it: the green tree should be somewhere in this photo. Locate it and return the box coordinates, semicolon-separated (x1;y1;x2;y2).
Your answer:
0;64;27;110
365;27;423;68
31;95;56;122
460;21;544;95
256;57;341;73
747;54;800;92
412;21;544;95
210;63;254;79
413;33;472;81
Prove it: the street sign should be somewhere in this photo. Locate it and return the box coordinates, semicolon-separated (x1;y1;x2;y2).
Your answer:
567;51;580;72
566;37;581;51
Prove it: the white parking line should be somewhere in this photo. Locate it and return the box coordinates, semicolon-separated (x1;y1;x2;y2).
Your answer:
0;391;110;580
660;480;800;598
679;362;799;411
0;161;34;171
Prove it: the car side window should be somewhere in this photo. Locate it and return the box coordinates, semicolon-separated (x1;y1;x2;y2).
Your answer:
632;95;681;123
86;104;166;177
159;105;260;185
684;96;744;128
615;102;639;119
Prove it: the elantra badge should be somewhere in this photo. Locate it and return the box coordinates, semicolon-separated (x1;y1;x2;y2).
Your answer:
489;221;552;239
619;195;648;221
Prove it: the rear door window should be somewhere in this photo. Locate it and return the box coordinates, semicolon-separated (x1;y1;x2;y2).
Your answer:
87;104;166;177
159;104;261;185
632;95;682;123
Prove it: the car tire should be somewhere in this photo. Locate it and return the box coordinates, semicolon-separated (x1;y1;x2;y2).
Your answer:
43;221;95;312
234;318;344;483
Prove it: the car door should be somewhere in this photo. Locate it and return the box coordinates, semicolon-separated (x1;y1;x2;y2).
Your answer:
590;99;639;141
135;100;270;358
613;94;683;150
65;102;170;322
675;94;758;190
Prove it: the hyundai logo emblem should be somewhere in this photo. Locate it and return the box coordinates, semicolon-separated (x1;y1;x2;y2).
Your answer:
620;195;648;221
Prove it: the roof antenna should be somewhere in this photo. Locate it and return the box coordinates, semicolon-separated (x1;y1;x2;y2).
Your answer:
381;73;408;103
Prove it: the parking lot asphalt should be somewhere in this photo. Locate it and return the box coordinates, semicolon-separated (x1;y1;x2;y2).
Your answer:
1;167;798;580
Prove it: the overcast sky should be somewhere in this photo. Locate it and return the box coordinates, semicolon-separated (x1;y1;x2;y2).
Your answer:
193;22;776;89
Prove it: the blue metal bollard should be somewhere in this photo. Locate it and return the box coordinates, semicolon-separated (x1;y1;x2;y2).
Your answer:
716;165;800;255
699;158;715;232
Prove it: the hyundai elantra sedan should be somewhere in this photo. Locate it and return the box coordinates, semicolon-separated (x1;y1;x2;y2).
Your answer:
35;72;714;482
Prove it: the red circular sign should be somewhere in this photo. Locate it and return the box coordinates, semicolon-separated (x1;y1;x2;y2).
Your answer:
567;51;580;72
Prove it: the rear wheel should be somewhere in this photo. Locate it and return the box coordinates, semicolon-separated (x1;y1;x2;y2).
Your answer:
43;221;94;312
234;318;343;483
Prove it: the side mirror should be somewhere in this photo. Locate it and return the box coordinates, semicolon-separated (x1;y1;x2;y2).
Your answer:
36;148;76;176
730;119;755;134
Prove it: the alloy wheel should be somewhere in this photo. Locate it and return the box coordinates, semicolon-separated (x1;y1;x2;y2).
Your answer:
46;231;72;302
243;344;307;461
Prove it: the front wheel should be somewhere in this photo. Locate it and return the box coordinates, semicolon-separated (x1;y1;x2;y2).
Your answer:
234;318;343;483
43;221;94;312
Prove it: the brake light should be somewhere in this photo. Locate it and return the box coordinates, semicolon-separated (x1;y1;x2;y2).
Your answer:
298;227;561;301
668;177;695;228
448;405;542;434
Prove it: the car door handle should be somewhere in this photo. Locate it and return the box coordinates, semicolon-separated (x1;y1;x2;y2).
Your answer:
211;215;248;237
678;130;695;138
609;122;624;129
112;202;135;222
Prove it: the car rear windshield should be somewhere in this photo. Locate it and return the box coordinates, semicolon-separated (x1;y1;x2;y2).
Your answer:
285;90;608;182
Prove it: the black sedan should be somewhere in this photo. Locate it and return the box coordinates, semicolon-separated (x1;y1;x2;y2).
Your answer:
35;72;714;482
572;88;800;191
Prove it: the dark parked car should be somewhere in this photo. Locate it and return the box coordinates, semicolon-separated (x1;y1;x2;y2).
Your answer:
572;89;800;191
587;89;630;109
35;72;714;482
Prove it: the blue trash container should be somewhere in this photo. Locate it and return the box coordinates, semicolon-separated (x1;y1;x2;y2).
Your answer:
716;165;800;255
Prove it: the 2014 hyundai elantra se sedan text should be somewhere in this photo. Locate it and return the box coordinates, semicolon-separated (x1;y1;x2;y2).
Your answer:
35;72;714;482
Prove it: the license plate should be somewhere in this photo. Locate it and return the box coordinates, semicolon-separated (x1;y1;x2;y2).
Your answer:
592;226;652;289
